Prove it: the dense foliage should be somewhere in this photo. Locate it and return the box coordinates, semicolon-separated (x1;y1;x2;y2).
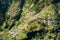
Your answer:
0;0;60;40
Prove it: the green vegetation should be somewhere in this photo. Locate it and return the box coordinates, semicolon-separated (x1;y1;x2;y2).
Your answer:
0;0;60;40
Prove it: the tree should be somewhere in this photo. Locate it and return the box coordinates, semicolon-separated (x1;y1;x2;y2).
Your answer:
0;0;60;40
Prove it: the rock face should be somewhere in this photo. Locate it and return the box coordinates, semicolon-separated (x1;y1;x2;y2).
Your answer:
0;0;60;40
